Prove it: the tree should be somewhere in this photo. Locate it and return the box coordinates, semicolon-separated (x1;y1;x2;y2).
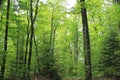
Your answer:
99;31;120;79
1;0;120;80
37;1;65;79
0;0;10;79
27;0;39;79
80;0;92;80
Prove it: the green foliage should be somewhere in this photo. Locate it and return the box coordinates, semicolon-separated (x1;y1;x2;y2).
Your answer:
99;30;120;77
1;0;120;80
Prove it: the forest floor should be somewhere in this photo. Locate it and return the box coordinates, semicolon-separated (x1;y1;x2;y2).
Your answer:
31;76;48;80
93;77;115;80
32;77;115;80
62;78;114;80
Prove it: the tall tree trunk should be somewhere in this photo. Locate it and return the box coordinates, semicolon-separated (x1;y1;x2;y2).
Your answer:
15;2;20;78
0;0;10;79
74;17;79;78
28;0;34;71
50;7;54;54
33;35;40;74
15;19;20;79
80;0;92;80
27;1;34;79
23;10;30;80
74;16;79;63
27;0;39;78
49;7;57;57
75;26;79;62
24;8;30;66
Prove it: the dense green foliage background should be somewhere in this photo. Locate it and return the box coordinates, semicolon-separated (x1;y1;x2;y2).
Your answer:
0;0;120;80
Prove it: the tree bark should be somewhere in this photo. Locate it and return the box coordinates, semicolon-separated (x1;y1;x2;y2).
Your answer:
80;0;92;80
27;0;39;76
74;16;79;63
33;35;40;74
0;0;10;79
0;0;2;6
28;0;34;71
49;7;56;57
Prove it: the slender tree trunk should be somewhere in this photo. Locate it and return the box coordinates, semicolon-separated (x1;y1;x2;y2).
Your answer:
74;17;79;78
15;4;20;79
0;0;10;79
28;0;34;72
15;20;20;79
28;0;39;69
75;26;79;62
80;0;92;80
25;10;30;65
20;35;25;63
33;35;40;74
23;10;30;80
27;0;39;79
49;7;57;57
25;22;29;65
53;27;57;54
27;1;34;79
74;16;79;63
49;8;54;61
50;7;54;54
